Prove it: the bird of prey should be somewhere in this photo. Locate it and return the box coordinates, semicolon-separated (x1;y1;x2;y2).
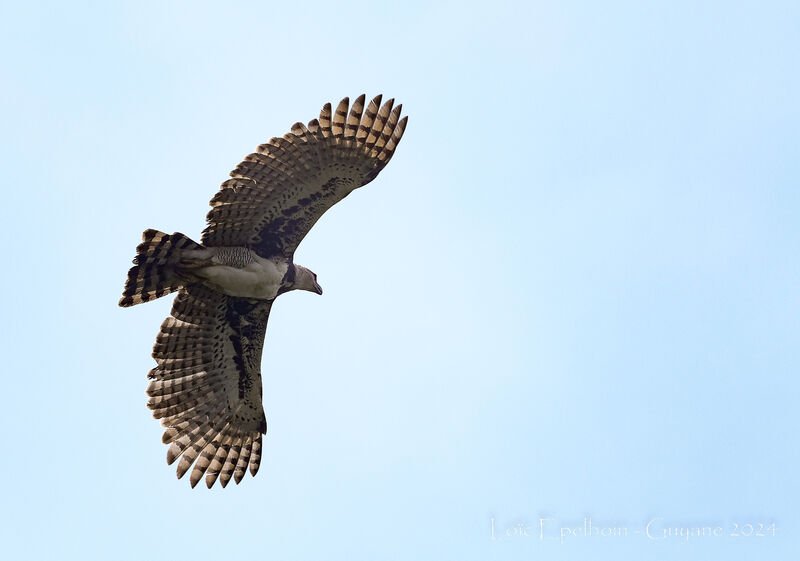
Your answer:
119;95;407;488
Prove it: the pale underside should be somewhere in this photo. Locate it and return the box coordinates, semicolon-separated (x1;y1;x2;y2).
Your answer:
194;253;289;300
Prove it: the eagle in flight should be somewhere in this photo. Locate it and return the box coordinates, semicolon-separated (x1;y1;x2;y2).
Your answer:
119;95;407;488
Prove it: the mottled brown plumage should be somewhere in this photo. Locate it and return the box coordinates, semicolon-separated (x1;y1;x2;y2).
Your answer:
203;94;407;257
120;95;408;487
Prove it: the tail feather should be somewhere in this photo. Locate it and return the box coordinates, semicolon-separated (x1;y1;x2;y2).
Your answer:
119;229;204;307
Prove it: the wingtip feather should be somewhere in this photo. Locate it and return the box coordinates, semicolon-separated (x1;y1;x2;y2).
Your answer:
166;442;181;465
332;97;349;138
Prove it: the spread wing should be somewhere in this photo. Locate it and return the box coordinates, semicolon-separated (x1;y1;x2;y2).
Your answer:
201;94;408;258
146;284;271;488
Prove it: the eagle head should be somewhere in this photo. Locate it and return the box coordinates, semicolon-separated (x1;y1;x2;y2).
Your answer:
295;265;323;295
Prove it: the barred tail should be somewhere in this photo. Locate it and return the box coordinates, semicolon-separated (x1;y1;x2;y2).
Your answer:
119;229;205;307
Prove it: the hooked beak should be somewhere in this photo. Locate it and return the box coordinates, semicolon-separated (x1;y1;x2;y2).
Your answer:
313;281;323;295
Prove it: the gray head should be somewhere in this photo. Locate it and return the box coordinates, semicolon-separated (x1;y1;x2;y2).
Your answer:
294;265;323;295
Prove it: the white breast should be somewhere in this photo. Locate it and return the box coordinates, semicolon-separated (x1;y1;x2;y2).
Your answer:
196;256;288;300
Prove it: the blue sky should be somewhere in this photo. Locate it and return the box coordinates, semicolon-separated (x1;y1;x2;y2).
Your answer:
1;1;798;560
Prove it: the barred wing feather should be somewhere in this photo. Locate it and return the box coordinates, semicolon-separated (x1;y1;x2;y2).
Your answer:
146;285;270;488
202;94;408;258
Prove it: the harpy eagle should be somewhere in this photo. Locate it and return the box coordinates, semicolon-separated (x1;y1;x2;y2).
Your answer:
119;95;407;488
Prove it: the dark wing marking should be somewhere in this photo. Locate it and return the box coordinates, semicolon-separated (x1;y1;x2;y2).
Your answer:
146;284;272;488
201;94;408;258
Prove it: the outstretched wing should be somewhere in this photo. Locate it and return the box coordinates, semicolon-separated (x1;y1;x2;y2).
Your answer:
201;94;408;258
146;284;271;488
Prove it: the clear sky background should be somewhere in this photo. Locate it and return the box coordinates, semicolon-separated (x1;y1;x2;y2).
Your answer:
1;1;798;560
